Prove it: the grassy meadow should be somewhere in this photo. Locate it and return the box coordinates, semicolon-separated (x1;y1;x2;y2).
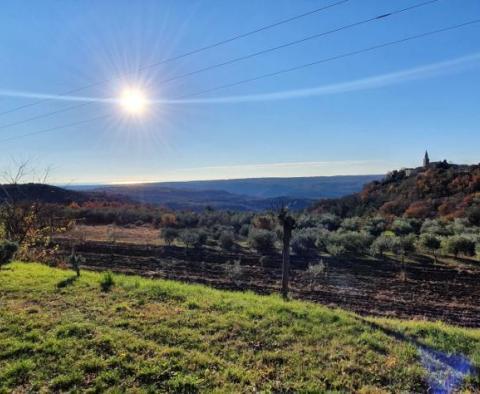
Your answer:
1;262;479;392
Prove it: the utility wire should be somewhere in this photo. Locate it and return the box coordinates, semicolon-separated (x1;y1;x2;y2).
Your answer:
179;19;480;99
154;0;441;86
1;18;479;144
0;0;348;117
0;0;439;130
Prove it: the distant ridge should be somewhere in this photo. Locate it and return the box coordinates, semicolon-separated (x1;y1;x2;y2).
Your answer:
312;162;480;219
72;175;382;211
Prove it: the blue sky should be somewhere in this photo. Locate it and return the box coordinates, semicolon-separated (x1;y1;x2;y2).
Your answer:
0;0;479;184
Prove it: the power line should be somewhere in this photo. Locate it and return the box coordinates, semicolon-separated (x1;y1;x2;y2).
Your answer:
1;18;479;144
0;0;439;130
0;103;90;131
0;114;111;143
179;19;480;99
0;0;348;118
154;0;441;86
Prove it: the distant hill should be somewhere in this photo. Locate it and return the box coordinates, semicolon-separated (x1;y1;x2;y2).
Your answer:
137;175;383;199
84;175;381;211
0;183;128;205
92;185;314;212
312;162;480;219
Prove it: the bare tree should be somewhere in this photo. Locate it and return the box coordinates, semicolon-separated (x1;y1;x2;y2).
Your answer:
0;161;62;262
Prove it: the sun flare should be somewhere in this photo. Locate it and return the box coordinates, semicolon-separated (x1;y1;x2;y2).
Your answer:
119;88;148;115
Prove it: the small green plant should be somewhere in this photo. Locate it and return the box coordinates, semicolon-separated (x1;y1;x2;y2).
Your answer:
224;259;242;285
306;259;325;277
100;271;115;292
68;249;85;277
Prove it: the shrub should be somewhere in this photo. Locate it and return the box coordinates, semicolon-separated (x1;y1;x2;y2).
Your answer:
363;216;387;236
252;215;275;230
100;271;115;292
0;240;18;268
315;229;331;253
318;213;340;231
248;229;276;254
389;235;416;263
370;235;391;258
161;228;178;246
197;230;208;247
306;259;325;278
391;219;415;236
219;232;235;251
180;230;199;249
340;217;362;231
68;250;85;277
420;219;450;236
239;224;250;237
417;233;441;262
326;243;347;257
442;235;476;258
291;229;317;256
466;206;480;226
224;259;242;285
326;231;373;256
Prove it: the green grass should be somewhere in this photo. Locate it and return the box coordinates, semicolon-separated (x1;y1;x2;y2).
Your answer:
1;262;479;393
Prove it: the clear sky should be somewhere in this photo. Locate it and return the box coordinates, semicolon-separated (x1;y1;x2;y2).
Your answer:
0;0;479;184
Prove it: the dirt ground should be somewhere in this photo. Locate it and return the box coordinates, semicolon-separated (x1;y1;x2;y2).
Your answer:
57;226;480;327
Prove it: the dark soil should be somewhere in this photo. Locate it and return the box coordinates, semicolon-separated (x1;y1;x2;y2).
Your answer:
56;239;480;327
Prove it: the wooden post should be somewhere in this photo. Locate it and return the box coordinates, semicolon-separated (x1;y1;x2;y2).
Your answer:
278;208;296;300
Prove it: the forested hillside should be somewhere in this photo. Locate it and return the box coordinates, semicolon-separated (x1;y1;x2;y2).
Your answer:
312;162;480;221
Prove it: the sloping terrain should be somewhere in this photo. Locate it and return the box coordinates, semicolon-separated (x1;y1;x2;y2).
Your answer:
312;163;480;219
1;263;479;392
55;238;480;327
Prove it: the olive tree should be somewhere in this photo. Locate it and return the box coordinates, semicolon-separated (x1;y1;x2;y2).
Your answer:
417;233;441;263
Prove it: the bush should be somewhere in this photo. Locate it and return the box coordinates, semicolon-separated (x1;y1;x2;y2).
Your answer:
417;233;441;260
239;224;250;237
224;259;242;285
197;230;208;247
219;232;235;251
326;243;347;257
306;260;325;278
442;235;476;258
326;231;373;256
0;240;18;268
179;230;199;249
467;206;480;226
318;213;340;231
100;271;115;292
370;235;391;258
389;235;416;263
340;217;362;231
68;251;85;277
252;215;275;231
363;216;387;236
248;229;276;254
420;219;450;236
291;229;317;256
161;228;178;246
391;219;415;236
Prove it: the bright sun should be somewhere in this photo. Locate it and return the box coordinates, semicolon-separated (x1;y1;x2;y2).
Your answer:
119;88;148;115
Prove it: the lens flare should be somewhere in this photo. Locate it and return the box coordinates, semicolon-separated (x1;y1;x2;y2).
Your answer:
120;88;148;115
